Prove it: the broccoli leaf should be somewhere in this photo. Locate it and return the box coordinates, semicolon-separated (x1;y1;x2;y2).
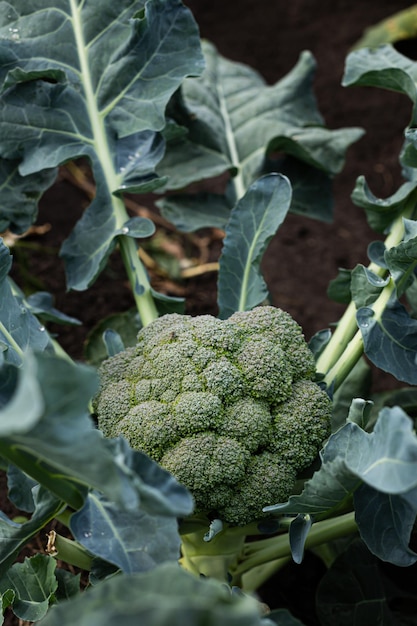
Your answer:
157;42;363;230
350;265;389;308
0;160;57;234
0;0;204;291
0;488;63;574
70;490;182;574
357;301;417;384
218;174;292;318
316;541;396;626
0;554;58;622
343;45;417;107
385;218;417;297
352;177;417;233
0;353;141;511
266;407;417;564
354;484;417;566
343;45;417;233
0;240;52;365
38;562;268;626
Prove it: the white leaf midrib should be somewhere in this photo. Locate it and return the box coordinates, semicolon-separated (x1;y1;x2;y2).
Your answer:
69;0;125;227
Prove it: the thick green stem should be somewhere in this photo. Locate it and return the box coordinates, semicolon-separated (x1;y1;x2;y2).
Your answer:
118;234;159;326
180;528;246;582
233;512;357;581
316;194;417;388
239;556;291;592
48;532;93;571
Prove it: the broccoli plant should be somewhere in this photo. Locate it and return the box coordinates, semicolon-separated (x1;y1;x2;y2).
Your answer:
93;306;332;579
1;1;417;625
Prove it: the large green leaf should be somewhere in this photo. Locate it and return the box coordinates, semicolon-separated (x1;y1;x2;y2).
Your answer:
0;554;58;622
357;300;417;384
316;541;396;626
354;484;417;566
350;265;388;308
38;562;268;626
0;0;204;290
0;488;63;574
0;353;139;511
0;240;52;365
385;218;417;296
70;490;182;573
217;174;292;318
343;44;417;108
343;45;417;231
0;160;57;234
157;41;363;230
265;407;417;564
352;176;417;233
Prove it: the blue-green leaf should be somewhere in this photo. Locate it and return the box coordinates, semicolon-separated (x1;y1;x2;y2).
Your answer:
263;454;361;518
265;405;417;551
0;353;139;511
0;554;57;622
367;240;387;268
105;438;194;518
0;240;52;364
385;218;417;296
357;301;417;384
316;541;395;626
0;0;204;290
354;484;417;566
54;568;81;602
102;329;125;358
38;562;268;626
158;43;362;229
157;191;233;232
0;160;57;234
70;490;182;573
0;488;63;574
218;174;292;318
115;217;156;239
327;268;352;304
350;265;388;308
343;45;417;106
6;465;37;513
25;291;81;326
308;329;332;360
352;176;417;233
325;407;417;495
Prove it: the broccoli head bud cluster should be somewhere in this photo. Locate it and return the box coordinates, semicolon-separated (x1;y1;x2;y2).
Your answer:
94;306;332;526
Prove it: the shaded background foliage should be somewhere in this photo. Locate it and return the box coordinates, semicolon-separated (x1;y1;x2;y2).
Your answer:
12;0;413;369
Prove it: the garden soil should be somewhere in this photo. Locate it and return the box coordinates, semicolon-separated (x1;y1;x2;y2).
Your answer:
4;1;417;624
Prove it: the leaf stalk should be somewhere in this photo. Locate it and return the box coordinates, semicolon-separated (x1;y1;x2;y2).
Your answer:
316;192;417;389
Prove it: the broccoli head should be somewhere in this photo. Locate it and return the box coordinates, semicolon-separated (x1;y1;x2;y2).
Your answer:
94;306;331;526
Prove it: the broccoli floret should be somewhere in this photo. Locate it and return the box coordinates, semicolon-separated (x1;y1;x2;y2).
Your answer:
94;306;331;526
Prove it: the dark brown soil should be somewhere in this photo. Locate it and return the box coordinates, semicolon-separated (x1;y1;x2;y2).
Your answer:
3;2;417;624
